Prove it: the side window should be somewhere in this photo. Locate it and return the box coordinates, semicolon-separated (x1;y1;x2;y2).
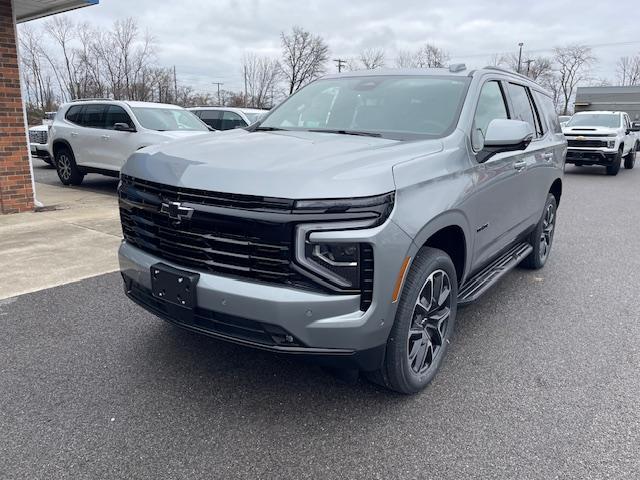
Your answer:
105;105;134;129
65;105;84;125
624;115;630;129
81;104;107;129
221;111;246;130
507;83;541;138
533;91;561;134
472;81;509;151
198;110;223;130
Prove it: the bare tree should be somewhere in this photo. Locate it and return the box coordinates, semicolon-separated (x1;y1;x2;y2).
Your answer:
280;26;329;95
394;50;414;68
553;45;596;115
242;53;281;108
616;55;640;86
394;44;449;68
359;48;385;70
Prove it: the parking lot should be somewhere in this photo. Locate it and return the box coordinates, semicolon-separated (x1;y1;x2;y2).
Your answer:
0;160;638;479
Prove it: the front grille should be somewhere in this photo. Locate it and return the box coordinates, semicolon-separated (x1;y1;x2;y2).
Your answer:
29;130;47;144
120;177;311;288
119;175;376;308
567;139;607;148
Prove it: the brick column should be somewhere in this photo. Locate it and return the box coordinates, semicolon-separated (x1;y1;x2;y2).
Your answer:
0;0;34;214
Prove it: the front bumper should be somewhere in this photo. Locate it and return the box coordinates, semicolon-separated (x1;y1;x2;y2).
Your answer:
30;143;51;159
566;148;617;165
118;219;411;370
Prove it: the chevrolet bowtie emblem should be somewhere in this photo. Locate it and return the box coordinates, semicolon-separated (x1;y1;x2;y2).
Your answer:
160;201;194;222
576;136;586;140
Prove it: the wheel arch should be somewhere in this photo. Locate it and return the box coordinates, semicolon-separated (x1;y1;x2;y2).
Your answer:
549;178;562;206
52;139;74;157
409;211;471;286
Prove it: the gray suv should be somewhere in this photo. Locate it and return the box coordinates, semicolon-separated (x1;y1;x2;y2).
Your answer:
118;66;566;394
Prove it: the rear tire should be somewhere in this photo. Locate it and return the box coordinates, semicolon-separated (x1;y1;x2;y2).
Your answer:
55;146;84;186
624;143;636;170
522;193;557;270
366;247;458;394
606;148;622;176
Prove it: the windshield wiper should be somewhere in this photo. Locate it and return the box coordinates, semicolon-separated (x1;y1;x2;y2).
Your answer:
255;126;288;131
308;129;382;138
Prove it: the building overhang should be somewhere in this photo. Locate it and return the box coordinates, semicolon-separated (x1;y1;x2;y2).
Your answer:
15;0;99;23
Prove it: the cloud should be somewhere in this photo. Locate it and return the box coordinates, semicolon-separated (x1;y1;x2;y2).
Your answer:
24;0;640;93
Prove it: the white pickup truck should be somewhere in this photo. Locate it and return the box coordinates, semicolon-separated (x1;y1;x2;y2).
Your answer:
563;111;639;175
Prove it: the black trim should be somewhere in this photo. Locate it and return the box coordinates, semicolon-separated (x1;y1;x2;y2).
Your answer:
79;166;120;177
123;275;385;370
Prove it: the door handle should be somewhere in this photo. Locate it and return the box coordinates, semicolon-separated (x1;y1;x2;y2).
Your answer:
70;132;78;137
101;135;110;140
542;152;554;162
513;160;527;171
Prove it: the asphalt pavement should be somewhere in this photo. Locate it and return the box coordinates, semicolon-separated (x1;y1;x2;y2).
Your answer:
2;160;639;479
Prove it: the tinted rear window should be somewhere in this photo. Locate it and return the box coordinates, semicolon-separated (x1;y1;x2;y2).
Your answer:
65;105;83;124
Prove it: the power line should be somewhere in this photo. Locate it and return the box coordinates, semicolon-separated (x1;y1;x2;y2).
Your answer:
451;39;640;60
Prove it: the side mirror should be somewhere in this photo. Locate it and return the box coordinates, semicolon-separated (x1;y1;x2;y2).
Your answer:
114;122;136;132
477;119;534;163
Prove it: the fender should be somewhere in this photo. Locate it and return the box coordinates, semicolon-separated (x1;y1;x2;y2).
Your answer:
398;209;473;284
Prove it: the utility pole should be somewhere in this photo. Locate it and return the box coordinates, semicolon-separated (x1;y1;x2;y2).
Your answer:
524;59;534;77
173;65;178;102
212;82;224;106
243;64;248;107
333;58;347;73
517;43;524;74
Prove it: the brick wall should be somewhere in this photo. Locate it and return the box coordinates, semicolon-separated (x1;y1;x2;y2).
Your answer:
0;0;34;214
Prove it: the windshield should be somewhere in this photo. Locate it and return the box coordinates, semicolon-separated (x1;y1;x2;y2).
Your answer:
260;75;470;140
244;112;264;123
567;113;620;128
131;107;208;132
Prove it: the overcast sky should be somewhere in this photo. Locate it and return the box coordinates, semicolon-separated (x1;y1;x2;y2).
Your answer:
27;0;640;95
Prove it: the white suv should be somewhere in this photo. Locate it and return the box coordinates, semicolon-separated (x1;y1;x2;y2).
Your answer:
49;100;211;185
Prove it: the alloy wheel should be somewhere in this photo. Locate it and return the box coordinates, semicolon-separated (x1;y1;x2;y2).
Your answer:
407;269;452;375
57;154;71;181
539;203;555;262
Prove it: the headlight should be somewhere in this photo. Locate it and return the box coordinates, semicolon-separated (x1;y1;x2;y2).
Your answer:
307;242;361;288
295;219;376;291
607;139;616;149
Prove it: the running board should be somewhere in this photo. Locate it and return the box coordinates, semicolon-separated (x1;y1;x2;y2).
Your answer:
458;242;533;306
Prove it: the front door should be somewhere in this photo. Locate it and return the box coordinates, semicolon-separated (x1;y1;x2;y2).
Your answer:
467;79;528;268
102;105;139;171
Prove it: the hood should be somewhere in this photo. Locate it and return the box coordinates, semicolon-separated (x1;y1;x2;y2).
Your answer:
563;126;619;136
123;129;443;198
152;130;212;140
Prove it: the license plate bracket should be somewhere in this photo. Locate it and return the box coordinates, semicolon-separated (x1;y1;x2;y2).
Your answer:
150;263;200;309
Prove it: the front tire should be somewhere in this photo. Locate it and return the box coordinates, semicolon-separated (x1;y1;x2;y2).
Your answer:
606;148;622;176
55;147;84;186
367;247;458;394
522;193;557;270
624;143;636;170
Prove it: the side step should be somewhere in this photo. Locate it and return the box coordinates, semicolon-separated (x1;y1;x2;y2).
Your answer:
458;242;533;306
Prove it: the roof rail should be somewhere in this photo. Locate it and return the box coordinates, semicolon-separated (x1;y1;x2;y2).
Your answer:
482;66;533;82
70;98;113;102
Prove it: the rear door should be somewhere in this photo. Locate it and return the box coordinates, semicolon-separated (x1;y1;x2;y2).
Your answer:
74;104;109;169
504;82;555;228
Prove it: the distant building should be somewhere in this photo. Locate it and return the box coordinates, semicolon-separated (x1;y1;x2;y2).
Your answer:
574;86;640;122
